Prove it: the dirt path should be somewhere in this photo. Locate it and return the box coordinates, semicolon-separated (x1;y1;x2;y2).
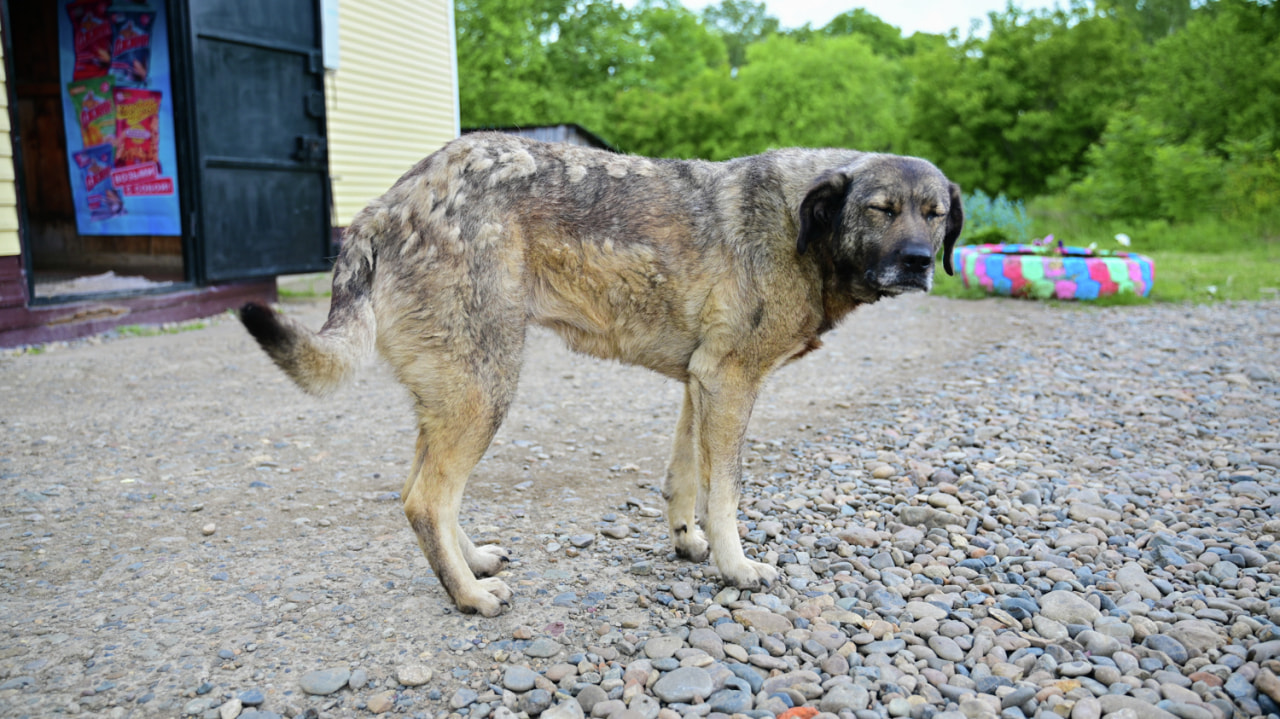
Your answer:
0;292;1065;717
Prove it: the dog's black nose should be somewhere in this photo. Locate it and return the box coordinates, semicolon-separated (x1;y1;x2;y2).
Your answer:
899;243;934;273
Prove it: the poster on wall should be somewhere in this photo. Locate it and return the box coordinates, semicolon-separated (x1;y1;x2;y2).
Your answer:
58;0;181;236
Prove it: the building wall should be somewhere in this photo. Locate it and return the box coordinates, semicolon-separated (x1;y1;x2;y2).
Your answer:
0;1;453;254
326;0;459;227
0;32;20;257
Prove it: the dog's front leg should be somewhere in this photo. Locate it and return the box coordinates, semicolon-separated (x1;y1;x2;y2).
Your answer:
664;386;710;562
687;360;780;590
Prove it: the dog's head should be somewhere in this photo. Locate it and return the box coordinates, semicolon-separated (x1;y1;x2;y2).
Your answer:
797;155;963;298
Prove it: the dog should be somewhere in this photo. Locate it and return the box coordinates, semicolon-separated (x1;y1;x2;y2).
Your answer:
240;133;963;616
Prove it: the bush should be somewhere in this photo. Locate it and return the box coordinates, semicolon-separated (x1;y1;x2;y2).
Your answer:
1067;111;1162;220
960;189;1033;245
1222;138;1280;238
1151;142;1226;223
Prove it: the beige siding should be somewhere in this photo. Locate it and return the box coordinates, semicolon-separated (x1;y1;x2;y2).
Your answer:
326;0;459;226
0;31;19;256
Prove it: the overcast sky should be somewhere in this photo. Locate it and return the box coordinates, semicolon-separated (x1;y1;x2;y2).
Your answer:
683;1;1065;37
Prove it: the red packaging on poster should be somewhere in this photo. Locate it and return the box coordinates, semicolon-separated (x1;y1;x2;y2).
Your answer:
114;88;162;168
67;0;113;80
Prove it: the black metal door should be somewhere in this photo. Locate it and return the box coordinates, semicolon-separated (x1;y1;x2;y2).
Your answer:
186;0;331;282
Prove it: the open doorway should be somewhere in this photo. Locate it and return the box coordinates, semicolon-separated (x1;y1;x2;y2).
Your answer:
9;0;186;302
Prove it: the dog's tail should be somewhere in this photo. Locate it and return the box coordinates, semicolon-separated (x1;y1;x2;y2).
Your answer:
239;220;378;396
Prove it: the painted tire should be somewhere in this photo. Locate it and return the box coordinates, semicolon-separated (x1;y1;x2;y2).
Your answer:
954;243;1155;300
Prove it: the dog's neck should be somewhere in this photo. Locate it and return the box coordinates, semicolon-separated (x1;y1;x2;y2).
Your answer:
812;251;876;335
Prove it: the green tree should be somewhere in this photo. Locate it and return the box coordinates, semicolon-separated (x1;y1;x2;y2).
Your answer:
907;5;1143;198
456;0;731;145
1099;0;1195;41
1068;0;1280;227
1138;0;1280;153
606;1;737;158
454;0;575;127
730;34;910;155
609;67;741;159
615;0;727;93
701;0;779;70
817;8;911;56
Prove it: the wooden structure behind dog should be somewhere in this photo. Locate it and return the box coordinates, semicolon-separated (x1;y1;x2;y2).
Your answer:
463;124;617;153
0;0;458;347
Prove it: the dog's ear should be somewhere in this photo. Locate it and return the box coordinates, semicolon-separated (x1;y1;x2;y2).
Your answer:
942;181;964;276
798;170;849;255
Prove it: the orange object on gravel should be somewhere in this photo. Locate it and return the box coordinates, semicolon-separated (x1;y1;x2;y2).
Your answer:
777;707;820;719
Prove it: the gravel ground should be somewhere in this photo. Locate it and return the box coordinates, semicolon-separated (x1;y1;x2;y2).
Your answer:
1;294;1278;719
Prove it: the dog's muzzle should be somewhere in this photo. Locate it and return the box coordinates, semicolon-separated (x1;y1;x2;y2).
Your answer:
868;242;935;295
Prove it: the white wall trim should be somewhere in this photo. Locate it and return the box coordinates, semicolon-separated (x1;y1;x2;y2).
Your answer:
447;0;461;137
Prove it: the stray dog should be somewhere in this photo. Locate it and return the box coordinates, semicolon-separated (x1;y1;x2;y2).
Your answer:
240;133;963;616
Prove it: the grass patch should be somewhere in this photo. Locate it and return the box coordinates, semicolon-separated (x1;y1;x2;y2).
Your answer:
936;197;1280;304
932;247;1278;304
115;320;208;338
1028;194;1280;254
278;285;331;300
927;265;1153;304
931;268;991;300
277;273;332;300
1147;248;1280;302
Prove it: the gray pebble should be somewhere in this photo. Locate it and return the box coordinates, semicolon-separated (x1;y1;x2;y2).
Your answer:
687;628;725;659
8;282;1280;719
298;667;350;696
629;693;661;719
1144;635;1190;665
1038;591;1101;625
504;665;538;692
1002;686;1037;709
520;689;554;715
929;635;965;661
575;684;608;713
1078;630;1122;656
450;688;478;708
541;698;586;719
707;688;753;714
1058;661;1092;677
526;637;563;658
396;664;432;686
346;668;368;691
643;635;684;660
651;666;713;703
821;684;870;713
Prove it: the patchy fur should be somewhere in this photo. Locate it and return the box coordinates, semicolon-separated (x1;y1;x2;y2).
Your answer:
239;133;963;616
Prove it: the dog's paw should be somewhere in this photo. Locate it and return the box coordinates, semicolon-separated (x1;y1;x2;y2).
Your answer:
673;527;710;563
467;545;511;578
719;559;779;590
456;578;514;617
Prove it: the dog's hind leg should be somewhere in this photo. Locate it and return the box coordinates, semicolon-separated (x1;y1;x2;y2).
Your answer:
664;386;710;562
411;448;507;579
394;321;524;616
402;418;513;616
